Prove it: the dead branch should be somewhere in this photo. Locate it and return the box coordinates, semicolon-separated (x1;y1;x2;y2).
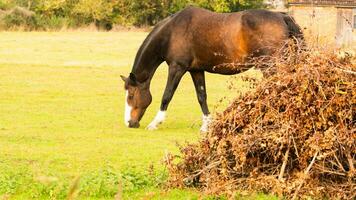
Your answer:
292;151;319;200
346;151;355;177
278;143;290;181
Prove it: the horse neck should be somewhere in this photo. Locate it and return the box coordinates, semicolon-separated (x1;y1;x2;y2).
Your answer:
131;16;173;86
131;32;166;86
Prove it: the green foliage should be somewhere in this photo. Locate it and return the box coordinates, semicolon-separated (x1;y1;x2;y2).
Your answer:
73;0;114;22
0;2;9;9
34;15;72;30
0;31;273;199
0;164;166;199
0;7;37;30
210;0;231;13
35;0;73;17
130;0;166;26
0;166;68;199
0;0;265;30
79;166;167;197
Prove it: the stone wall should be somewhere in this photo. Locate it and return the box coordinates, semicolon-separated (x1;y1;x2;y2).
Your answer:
289;5;355;48
289;5;338;45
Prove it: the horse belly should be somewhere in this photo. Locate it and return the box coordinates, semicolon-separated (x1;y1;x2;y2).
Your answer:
190;33;249;74
201;27;287;74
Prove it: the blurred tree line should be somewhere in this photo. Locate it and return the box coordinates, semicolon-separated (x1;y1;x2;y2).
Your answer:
0;0;265;30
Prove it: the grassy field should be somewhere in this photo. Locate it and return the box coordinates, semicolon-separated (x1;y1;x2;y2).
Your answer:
0;32;269;199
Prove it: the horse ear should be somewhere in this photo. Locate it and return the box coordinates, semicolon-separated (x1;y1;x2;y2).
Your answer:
129;73;137;86
120;75;127;82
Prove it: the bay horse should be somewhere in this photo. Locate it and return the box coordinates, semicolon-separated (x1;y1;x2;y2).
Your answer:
120;6;303;132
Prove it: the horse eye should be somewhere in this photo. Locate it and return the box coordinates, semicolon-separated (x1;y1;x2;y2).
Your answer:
128;95;134;100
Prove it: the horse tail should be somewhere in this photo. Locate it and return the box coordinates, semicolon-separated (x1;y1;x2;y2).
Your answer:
281;13;305;47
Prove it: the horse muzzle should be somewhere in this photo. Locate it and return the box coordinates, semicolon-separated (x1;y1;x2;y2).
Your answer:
128;120;140;128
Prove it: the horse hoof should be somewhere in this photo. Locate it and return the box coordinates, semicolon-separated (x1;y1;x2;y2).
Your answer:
146;124;158;131
200;126;208;133
200;115;211;133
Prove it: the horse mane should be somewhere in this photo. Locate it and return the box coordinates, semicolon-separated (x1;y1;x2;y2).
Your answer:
131;14;175;76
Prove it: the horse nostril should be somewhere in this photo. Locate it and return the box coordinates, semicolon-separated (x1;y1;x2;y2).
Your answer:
128;121;140;128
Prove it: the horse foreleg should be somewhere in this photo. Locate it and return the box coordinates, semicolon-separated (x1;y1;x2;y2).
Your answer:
190;71;211;132
147;63;186;130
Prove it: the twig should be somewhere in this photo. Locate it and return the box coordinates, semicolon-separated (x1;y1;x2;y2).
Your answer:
292;135;299;158
333;152;346;172
314;164;347;176
346;151;355;176
66;176;80;200
183;160;221;184
114;177;123;200
335;67;356;75
278;144;290;181
292;151;318;200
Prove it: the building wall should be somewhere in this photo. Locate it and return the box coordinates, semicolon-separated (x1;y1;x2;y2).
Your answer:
289;5;355;48
289;5;338;46
336;8;354;47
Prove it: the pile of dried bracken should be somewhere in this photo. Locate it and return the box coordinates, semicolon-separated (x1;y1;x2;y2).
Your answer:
166;47;355;199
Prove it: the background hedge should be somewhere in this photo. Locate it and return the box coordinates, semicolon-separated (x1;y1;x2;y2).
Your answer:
0;0;265;30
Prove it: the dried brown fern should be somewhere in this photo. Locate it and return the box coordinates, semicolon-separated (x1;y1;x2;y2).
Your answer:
166;46;356;199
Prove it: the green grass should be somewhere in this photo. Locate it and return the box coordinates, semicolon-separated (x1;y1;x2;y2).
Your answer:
0;32;268;199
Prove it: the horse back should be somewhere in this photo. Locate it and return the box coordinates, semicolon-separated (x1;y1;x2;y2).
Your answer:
163;7;297;73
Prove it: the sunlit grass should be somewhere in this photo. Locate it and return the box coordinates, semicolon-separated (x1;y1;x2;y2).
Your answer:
0;32;262;199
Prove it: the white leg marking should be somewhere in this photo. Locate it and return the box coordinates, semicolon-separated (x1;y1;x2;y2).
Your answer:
124;91;132;127
200;114;211;133
146;110;166;130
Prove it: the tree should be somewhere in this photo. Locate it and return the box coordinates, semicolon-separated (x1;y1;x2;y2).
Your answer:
0;0;267;30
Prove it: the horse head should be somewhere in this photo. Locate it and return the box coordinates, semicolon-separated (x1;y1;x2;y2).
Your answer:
120;73;152;128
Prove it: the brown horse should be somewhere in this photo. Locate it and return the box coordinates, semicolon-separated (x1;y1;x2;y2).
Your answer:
120;6;303;131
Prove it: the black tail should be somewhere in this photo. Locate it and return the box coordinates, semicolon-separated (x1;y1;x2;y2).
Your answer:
281;13;305;46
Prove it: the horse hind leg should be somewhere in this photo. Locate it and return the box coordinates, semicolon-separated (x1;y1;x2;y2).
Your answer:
146;63;186;130
190;71;211;132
